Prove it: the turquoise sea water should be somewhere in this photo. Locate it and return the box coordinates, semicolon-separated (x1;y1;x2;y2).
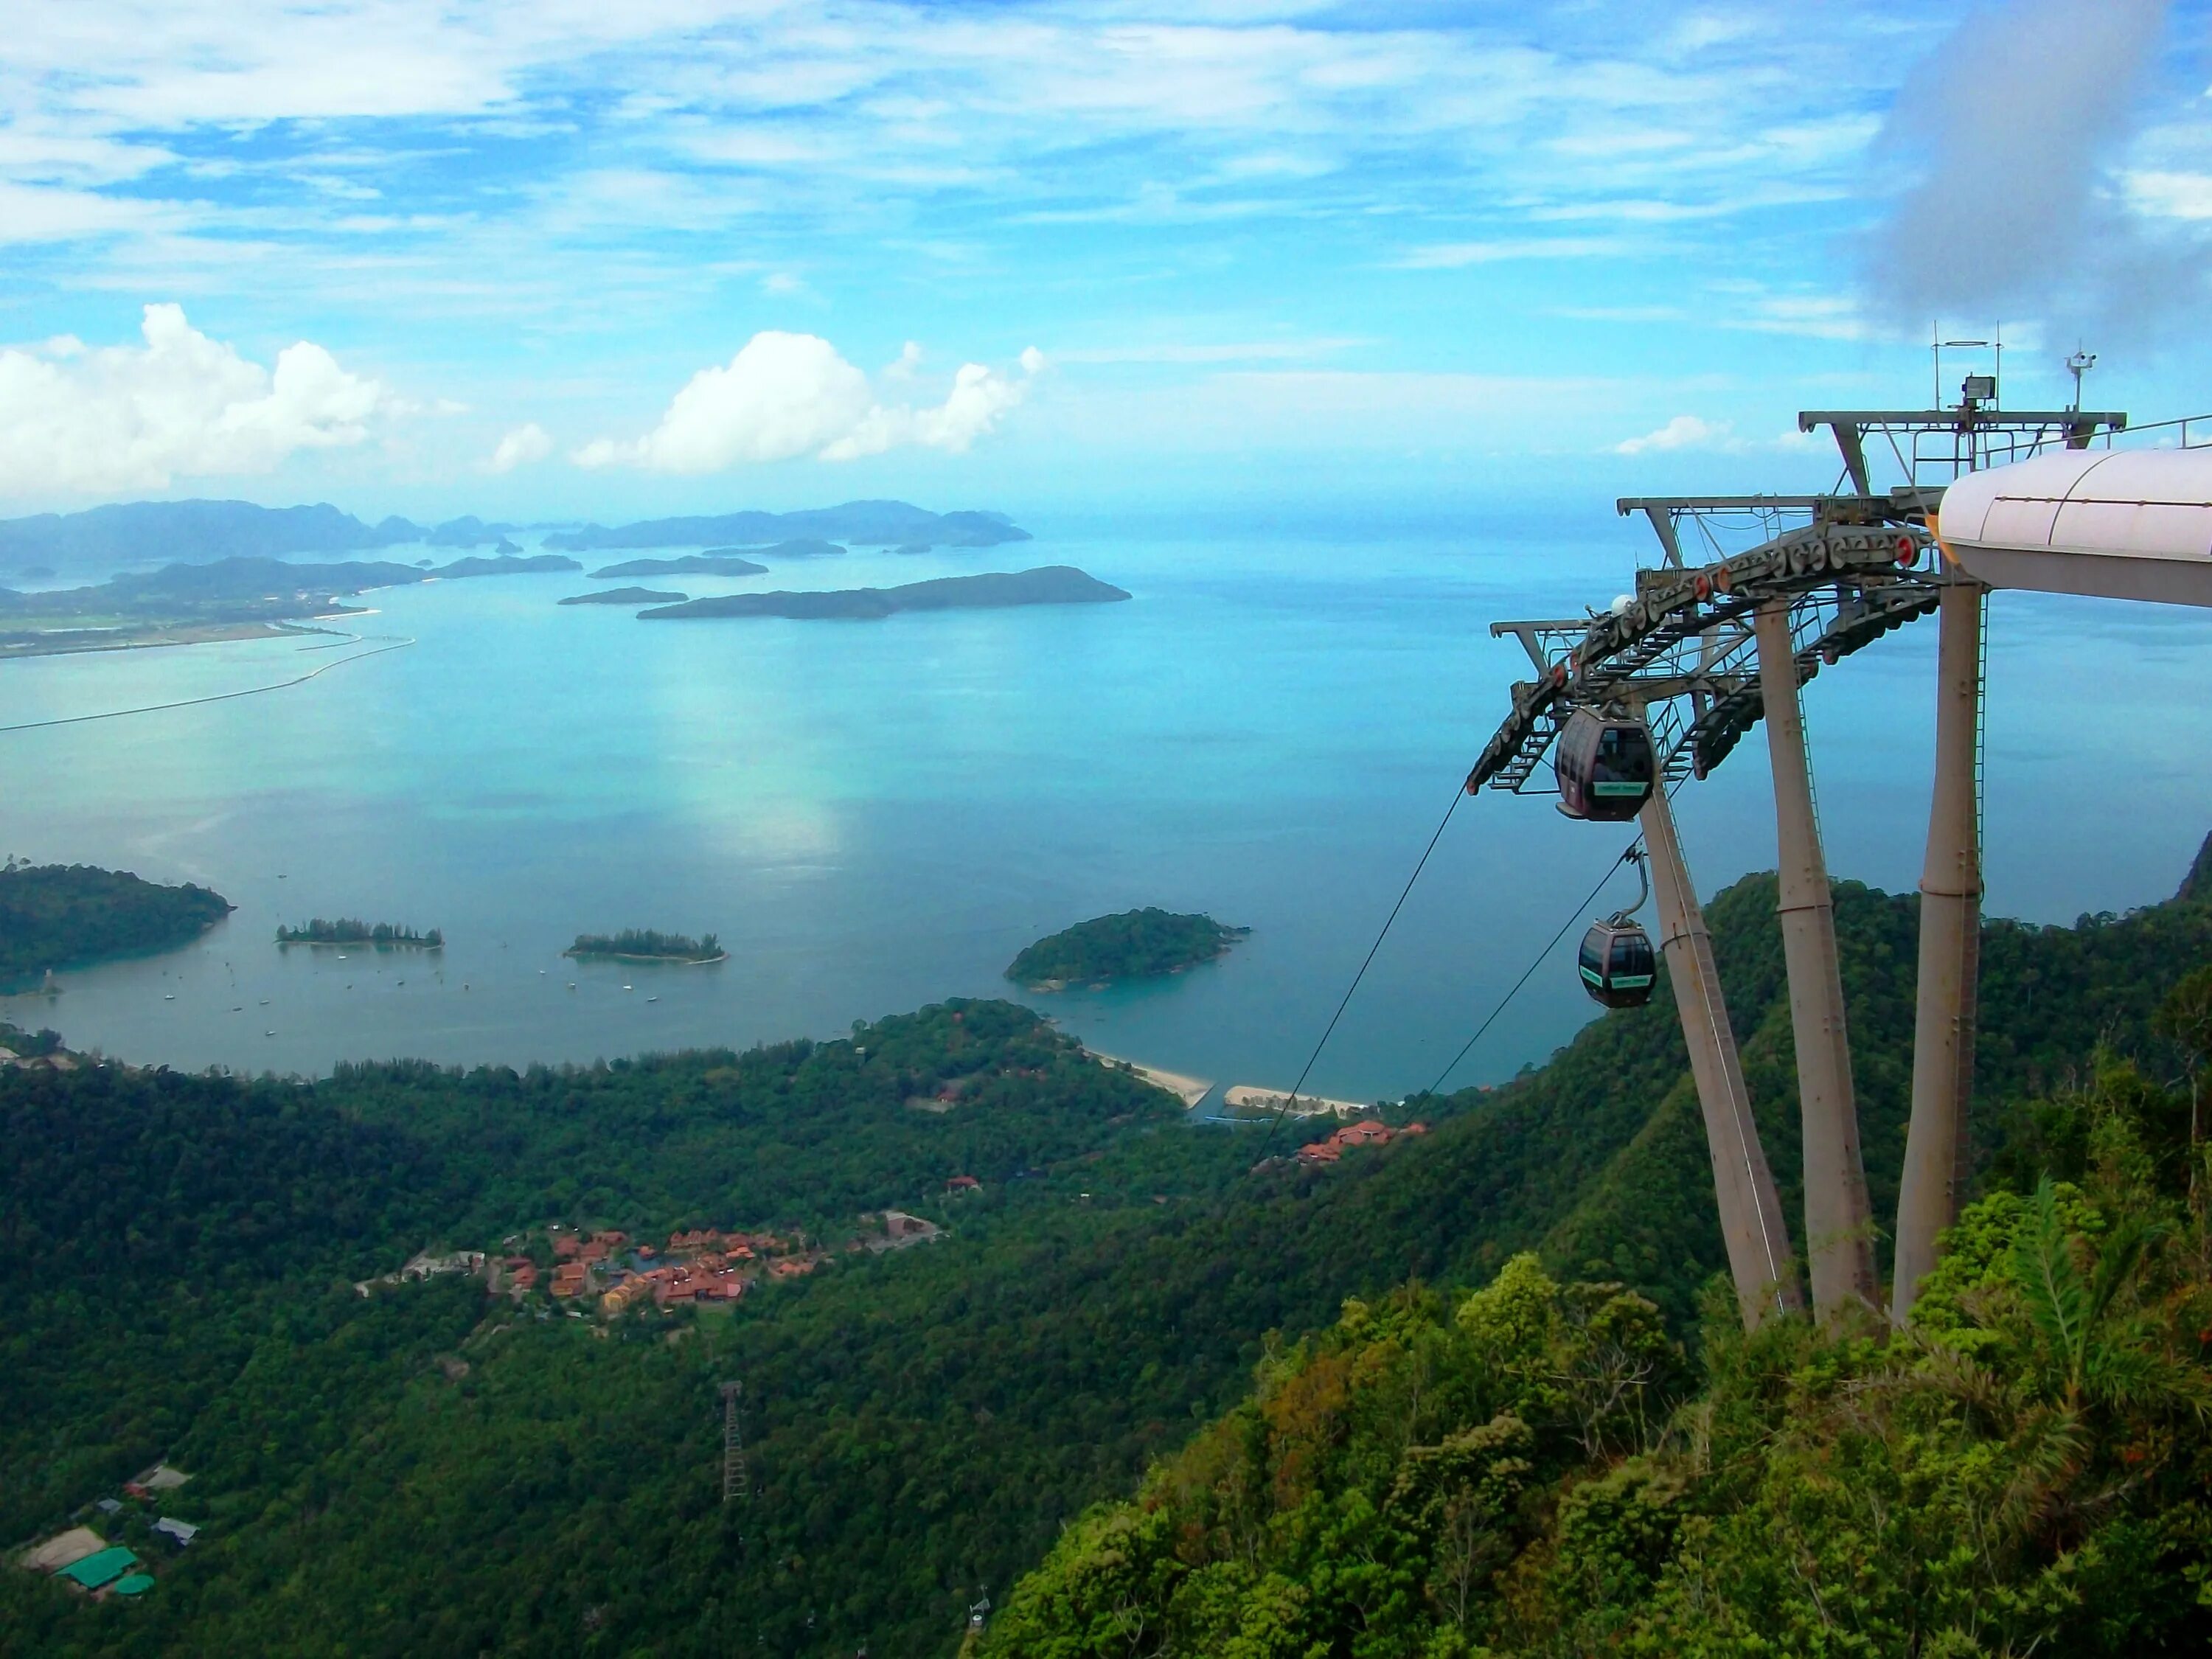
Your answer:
3;514;2208;1099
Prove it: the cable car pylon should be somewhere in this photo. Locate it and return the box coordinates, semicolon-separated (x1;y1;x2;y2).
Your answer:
1753;599;1878;1318
1891;581;1986;1324
1638;768;1802;1324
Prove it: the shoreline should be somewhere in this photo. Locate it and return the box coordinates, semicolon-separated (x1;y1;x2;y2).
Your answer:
0;619;336;660
561;949;729;966
1220;1085;1369;1120
1086;1049;1214;1108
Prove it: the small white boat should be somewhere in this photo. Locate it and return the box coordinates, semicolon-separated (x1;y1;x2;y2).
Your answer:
164;994;175;1001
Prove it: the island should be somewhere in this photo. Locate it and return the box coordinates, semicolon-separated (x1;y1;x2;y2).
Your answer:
0;861;234;990
560;588;688;606
563;929;726;964
544;502;1029;552
638;566;1130;622
1006;908;1250;990
737;538;846;559
276;919;443;948
0;499;576;581
431;553;580;578
587;554;768;579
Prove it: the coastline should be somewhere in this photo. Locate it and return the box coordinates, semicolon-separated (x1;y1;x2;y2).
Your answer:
0;619;336;660
1220;1085;1368;1120
560;949;730;966
1086;1049;1214;1108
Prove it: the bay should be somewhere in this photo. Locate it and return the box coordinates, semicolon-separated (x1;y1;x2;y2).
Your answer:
2;514;2206;1100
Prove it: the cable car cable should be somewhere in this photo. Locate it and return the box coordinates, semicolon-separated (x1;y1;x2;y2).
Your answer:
1422;835;1642;1099
1252;779;1469;1159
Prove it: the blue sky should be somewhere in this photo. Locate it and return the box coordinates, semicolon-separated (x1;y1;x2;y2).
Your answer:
1;0;2206;520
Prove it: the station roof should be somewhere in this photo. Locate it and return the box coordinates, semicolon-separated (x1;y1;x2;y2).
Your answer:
1936;448;2212;606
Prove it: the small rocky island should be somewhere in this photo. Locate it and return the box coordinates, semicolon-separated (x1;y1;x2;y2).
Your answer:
560;587;688;606
588;554;768;579
1007;908;1249;991
639;566;1130;622
276;919;443;947
563;928;726;964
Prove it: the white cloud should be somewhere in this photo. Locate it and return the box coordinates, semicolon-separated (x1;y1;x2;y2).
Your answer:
482;421;554;473
1392;237;1624;269
0;302;400;497
2124;169;2212;220
1615;414;1731;455
574;331;1040;472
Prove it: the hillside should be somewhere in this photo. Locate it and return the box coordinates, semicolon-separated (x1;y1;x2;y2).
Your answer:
4;860;2210;1655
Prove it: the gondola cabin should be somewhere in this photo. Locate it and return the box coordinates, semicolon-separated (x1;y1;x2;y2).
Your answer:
1553;710;1656;821
1578;919;1657;1008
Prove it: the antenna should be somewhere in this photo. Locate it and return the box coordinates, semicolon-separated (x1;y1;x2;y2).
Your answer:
2067;347;2097;412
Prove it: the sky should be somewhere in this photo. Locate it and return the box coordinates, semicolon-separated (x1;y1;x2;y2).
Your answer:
2;0;2208;521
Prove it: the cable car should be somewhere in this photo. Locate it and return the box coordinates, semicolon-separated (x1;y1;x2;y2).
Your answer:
1579;919;1657;1007
1554;709;1655;821
1577;846;1657;1008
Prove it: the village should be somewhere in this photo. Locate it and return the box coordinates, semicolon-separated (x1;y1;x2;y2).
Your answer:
352;1199;966;1318
15;1463;197;1602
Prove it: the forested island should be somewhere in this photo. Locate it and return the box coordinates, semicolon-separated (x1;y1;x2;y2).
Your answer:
276;919;443;948
0;861;232;990
1008;908;1248;989
559;587;687;606
639;566;1130;622
13;850;2212;1655
587;554;767;579
563;928;724;963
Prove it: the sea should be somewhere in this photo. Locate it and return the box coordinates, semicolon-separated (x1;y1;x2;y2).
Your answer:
4;509;2208;1103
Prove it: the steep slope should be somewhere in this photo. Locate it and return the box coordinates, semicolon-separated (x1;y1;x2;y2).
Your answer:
6;863;2210;1657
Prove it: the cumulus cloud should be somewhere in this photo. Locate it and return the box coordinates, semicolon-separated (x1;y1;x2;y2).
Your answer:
1616;414;1730;455
574;331;1041;473
0;302;398;497
482;422;554;473
1865;0;2171;318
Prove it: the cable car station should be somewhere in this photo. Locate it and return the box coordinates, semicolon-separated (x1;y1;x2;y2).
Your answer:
1463;366;2208;1333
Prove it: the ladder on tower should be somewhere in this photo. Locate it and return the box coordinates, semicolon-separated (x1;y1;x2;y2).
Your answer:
719;1380;748;1504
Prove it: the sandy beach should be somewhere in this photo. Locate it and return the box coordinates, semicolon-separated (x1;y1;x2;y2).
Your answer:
1088;1051;1214;1108
1220;1085;1368;1119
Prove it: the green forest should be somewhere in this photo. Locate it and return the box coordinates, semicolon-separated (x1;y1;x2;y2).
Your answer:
0;861;232;990
5;857;2212;1656
1009;909;1251;988
565;928;723;961
276;919;443;947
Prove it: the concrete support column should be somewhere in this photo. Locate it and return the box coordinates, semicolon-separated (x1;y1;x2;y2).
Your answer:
1753;600;1880;1320
1640;781;1802;1326
1893;582;1985;1324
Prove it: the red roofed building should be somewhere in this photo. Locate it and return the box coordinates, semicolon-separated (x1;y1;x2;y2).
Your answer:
553;1235;582;1260
946;1175;981;1193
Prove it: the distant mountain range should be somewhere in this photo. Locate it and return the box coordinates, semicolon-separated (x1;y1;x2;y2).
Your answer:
0;498;1029;575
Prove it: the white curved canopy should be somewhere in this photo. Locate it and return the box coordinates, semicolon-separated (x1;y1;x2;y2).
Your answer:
1935;447;2212;607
